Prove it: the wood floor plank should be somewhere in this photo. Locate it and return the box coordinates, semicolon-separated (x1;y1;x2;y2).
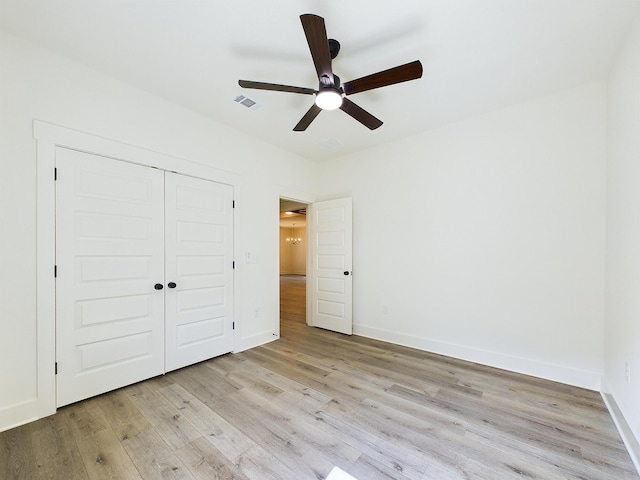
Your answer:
216;387;343;479
580;439;640;478
31;413;89;480
298;449;338;480
363;383;469;435
238;387;362;468
465;428;636;480
170;363;241;410
94;388;152;442
65;397;110;439
121;427;195;480
241;347;333;386
0;274;637;480
225;367;285;399
235;445;301;480
350;453;420;480
215;388;312;463
127;382;201;451
176;437;249;480
1;422;38;480
297;404;429;479
231;359;333;407
480;389;627;452
439;388;585;458
73;428;142;480
156;383;255;462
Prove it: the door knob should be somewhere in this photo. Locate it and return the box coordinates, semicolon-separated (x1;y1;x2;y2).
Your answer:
167;282;177;289
343;271;351;276
154;283;164;290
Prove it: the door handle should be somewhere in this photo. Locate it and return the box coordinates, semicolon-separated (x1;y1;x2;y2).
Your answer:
343;271;352;276
167;282;177;289
154;283;164;290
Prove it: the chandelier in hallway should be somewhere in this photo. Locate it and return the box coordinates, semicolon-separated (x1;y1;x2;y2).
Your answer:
286;223;302;246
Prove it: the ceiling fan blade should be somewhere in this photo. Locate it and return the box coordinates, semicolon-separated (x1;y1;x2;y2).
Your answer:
300;14;334;83
340;98;383;130
239;80;316;95
293;104;322;131
342;60;423;95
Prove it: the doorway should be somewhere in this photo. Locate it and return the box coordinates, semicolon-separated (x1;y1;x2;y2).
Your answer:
279;199;308;335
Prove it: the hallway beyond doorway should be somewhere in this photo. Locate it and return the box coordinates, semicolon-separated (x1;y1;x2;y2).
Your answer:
280;275;306;331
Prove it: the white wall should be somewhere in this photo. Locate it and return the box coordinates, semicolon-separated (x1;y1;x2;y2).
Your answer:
0;31;318;431
604;17;640;465
318;82;607;389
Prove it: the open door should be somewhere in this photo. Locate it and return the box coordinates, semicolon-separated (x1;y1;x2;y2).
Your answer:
307;197;353;335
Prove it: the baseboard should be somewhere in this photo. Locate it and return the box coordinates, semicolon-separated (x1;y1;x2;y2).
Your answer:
353;324;601;391
0;398;56;434
601;390;640;476
233;330;278;353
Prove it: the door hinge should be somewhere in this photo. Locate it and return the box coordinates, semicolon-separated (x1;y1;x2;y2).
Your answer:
232;200;235;208
54;168;57;180
54;265;57;277
232;261;235;269
55;362;58;375
232;322;235;330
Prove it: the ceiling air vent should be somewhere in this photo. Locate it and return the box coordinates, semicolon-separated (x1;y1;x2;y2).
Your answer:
319;138;344;152
234;95;261;111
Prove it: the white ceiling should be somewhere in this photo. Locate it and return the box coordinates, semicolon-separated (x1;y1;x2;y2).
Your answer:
1;0;638;161
280;215;307;229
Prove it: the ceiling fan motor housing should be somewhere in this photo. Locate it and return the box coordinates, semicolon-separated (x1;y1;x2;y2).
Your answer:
328;38;340;59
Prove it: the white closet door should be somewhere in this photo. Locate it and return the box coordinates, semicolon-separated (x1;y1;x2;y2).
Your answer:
164;173;234;372
55;148;165;407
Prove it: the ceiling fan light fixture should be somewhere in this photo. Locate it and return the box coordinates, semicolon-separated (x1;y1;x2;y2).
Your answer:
315;89;343;110
238;15;422;131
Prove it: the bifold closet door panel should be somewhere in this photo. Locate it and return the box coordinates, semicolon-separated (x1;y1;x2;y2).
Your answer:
164;173;234;372
55;148;165;407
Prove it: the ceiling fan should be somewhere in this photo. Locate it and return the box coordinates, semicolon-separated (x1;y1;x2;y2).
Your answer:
238;14;423;131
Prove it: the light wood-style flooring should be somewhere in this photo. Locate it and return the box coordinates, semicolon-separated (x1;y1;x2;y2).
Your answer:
1;275;637;479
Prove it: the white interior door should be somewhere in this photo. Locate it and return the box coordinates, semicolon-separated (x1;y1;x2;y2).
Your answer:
164;173;234;372
55;148;165;407
308;197;353;335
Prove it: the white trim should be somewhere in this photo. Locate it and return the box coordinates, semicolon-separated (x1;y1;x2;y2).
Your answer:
33;121;241;184
28;120;242;427
277;188;315;337
278;187;316;206
601;387;640;476
354;323;602;391
234;330;279;353
34;128;58;420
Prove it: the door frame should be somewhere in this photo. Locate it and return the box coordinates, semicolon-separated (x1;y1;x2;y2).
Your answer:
277;192;315;336
33;120;241;421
